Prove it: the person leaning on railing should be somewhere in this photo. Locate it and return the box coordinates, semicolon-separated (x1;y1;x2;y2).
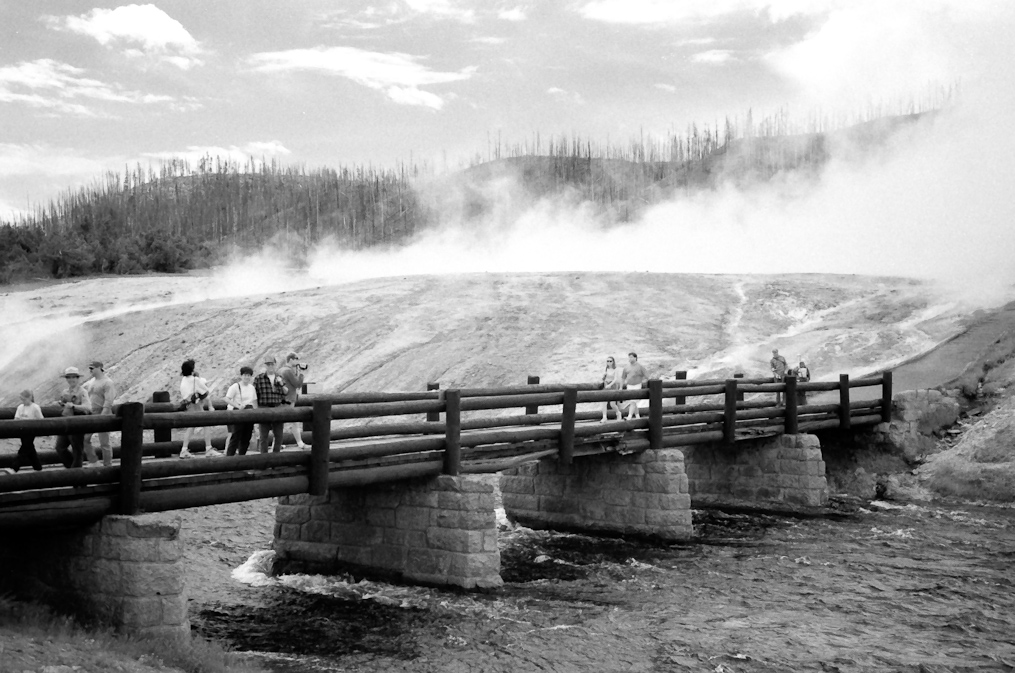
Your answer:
278;352;309;450
52;367;92;468
224;366;257;456
254;355;287;453
13;389;43;472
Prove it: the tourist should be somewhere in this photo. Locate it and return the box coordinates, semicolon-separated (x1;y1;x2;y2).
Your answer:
770;349;788;406
795;360;811;405
254;355;287;453
600;356;624;422
179;359;221;459
86;361;116;466
53;367;91;468
622;352;649;420
278;352;309;450
225;366;258;456
12;389;43;472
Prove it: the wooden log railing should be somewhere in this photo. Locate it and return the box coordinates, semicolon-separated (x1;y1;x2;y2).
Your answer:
0;372;891;528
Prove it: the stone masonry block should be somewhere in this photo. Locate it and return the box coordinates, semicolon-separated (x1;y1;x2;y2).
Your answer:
120;597;163;628
632;451;658;464
120;562;185;597
123;515;181;540
601;489;633;506
796;434;821;449
611;464;646;476
438;491;495;511
335;545;373;567
364;490;403;509
161;596;188;626
394;507;432;531
502;493;540;512
370;544;408;571
277;540;339;565
603;505;645;526
779;460;811;476
365;508;396;528
738;465;763;479
427;529;485;554
645;462;684;474
301;520;331;543
532;476;568;497
310;505;358;523
330;523;384;546
279;523;301;540
644;509;689;528
657;450;686;462
539;496;581;515
436;475;494;493
643;474;682;494
384;528;428;549
401;490;439;508
578;500;607;521
499;475;534;495
276;506;312;525
157;539;182;563
433;509;496;530
482;530;499;552
778;447;808;460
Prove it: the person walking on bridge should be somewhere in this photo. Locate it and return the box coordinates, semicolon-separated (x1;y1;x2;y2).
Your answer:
86;361;116;467
254;355;287;453
622;352;649;420
770;349;788;406
278;352;309;450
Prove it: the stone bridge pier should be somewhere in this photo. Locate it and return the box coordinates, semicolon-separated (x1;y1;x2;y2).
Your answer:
0;513;189;641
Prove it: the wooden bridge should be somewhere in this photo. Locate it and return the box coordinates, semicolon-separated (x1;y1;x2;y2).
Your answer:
0;372;891;530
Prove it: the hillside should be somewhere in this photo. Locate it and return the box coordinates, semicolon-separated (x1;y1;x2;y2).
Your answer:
0;113;929;284
0;271;969;408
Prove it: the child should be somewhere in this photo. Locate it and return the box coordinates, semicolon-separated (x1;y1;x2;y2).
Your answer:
14;389;44;471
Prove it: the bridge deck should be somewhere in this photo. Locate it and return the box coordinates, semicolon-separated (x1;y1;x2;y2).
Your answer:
0;373;890;529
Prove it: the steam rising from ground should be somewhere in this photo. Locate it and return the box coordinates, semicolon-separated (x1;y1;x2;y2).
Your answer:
303;72;1015;306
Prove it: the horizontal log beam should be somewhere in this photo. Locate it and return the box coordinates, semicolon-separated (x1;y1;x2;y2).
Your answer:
140;475;309;512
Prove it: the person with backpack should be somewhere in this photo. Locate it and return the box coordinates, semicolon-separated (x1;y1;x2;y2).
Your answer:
179;359;221;459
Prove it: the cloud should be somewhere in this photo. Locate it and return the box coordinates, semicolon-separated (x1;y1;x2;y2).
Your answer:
0;144;108;178
0;59;175;116
247;46;475;110
471;36;507;45
46;4;204;70
498;7;527;21
404;0;476;22
691;49;734;64
654;83;676;92
140;141;292;167
547;87;585;105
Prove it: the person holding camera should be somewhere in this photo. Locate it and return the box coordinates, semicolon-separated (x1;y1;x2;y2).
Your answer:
254;355;287;453
53;366;94;468
278;352;309;450
224;366;258;456
179;359;221;459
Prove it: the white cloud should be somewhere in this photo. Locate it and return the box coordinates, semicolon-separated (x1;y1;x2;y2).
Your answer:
404;0;475;22
498;7;527;21
547;87;585;105
654;83;676;92
0;197;28;223
0;59;176;116
691;49;734;64
0;144;107;178
471;36;507;45
248;46;475;110
47;4;204;70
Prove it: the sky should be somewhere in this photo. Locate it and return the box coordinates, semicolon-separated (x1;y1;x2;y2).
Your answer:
0;0;1007;222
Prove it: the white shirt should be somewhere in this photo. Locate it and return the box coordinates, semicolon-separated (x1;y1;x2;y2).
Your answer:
180;375;209;400
225;382;258;409
15;402;43;420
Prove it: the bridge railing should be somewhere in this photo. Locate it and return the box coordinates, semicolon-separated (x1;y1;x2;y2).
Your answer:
0;371;891;528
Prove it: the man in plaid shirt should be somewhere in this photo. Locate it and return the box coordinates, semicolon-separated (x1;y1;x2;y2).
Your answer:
254;355;287;453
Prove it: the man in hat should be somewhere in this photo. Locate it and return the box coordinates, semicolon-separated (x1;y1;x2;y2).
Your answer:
53;366;93;468
254;355;287;453
86;361;117;466
770;349;788;406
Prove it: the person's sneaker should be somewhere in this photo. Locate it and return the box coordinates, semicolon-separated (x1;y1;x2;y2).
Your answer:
205;448;222;457
179;449;193;459
82;461;100;469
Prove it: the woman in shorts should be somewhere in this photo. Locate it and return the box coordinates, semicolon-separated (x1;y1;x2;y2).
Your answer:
179;359;221;459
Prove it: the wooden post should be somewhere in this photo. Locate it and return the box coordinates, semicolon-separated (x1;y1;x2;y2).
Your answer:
723;379;737;445
881;370;893;424
444;389;461;476
301;384;313;434
734;373;745;401
559;387;577;465
839;374;851;430
152;392;171;444
784;375;798;434
648;379;663;452
674;370;687;406
426;382;440;422
525;375;540;415
118;402;144;515
309;399;332;496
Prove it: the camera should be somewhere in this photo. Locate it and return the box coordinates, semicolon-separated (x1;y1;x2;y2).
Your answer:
297;363;309;371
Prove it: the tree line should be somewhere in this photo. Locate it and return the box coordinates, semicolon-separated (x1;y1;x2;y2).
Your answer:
0;95;949;284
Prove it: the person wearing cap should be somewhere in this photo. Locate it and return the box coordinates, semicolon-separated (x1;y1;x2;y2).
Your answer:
86;361;117;467
52;366;94;468
277;352;309;450
770;349;788;406
254;355;287;453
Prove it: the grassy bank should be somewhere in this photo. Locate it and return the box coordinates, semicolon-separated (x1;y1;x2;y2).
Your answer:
0;595;263;673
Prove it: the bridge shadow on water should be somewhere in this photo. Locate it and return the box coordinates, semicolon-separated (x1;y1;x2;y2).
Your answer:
191;509;794;669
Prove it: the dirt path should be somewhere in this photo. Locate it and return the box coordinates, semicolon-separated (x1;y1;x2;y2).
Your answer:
182;500;1015;673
